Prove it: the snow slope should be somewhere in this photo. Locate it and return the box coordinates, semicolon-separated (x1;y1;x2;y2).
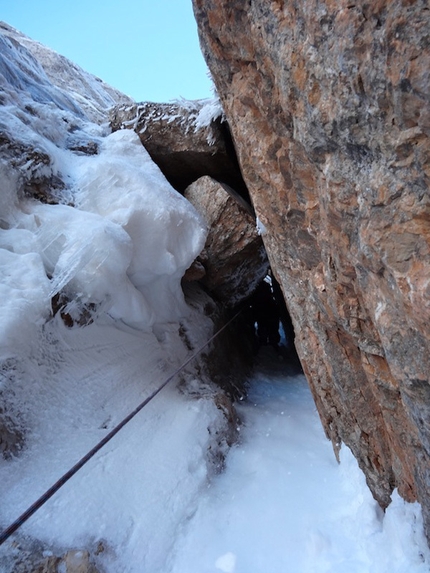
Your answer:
0;315;232;573
0;21;132;123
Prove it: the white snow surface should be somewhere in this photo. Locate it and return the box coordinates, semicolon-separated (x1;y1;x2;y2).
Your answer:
0;315;227;573
167;351;430;573
0;21;429;573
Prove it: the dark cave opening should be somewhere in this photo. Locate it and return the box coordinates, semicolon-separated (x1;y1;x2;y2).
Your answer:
238;271;301;368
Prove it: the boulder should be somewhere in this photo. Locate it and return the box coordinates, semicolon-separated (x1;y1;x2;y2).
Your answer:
110;100;250;200
64;550;99;573
193;0;430;538
0;542;103;573
184;176;268;306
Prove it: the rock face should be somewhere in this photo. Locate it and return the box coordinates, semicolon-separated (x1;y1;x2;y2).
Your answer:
0;541;103;573
111;102;267;308
193;0;430;536
110;100;249;199
184;176;268;305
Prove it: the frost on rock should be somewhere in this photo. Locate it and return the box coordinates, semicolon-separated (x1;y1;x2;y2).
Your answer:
256;216;267;237
0;21;132;124
174;95;226;141
111;94;225;146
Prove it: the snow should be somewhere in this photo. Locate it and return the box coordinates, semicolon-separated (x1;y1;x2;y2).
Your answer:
0;20;429;573
157;95;224;132
0;316;228;573
193;95;225;131
0;24;224;571
167;350;430;573
0;23;207;338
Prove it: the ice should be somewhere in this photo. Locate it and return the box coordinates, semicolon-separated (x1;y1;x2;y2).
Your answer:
0;112;207;332
0;21;132;124
256;216;267;236
0;318;227;573
193;95;225;130
70;129;207;327
0;26;223;573
0;249;50;356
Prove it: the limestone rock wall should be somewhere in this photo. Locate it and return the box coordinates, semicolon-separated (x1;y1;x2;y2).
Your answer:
193;0;430;535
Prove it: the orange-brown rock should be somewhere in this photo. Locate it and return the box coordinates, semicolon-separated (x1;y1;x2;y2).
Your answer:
184;176;268;305
193;0;430;536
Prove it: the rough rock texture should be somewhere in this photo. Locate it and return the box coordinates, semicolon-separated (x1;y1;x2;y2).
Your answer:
0;539;103;573
0;132;69;206
110;100;250;200
184;176;268;305
193;0;430;536
0;414;24;459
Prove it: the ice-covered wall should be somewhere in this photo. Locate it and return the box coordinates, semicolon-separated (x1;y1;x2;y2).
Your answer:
0;21;207;357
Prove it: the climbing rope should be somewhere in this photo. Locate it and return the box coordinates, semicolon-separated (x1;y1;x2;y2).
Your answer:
0;310;242;546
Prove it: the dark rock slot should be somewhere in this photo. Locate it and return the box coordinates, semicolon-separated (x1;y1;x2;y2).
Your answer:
111;99;302;377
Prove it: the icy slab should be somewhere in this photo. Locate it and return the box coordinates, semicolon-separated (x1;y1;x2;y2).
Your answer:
0;21;132;123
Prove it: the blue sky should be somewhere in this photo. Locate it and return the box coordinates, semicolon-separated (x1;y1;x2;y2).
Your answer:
1;0;213;102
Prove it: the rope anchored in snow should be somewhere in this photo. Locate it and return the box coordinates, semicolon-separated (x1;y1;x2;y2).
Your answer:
0;310;242;546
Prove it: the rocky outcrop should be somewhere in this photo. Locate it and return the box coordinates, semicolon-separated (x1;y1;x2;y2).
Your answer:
110;100;250;199
0;541;103;573
184;176;268;305
110;101;266;308
193;0;430;537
